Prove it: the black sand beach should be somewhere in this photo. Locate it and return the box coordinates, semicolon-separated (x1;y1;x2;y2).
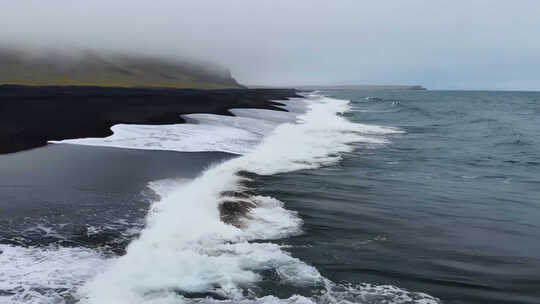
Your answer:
0;85;297;154
0;143;233;254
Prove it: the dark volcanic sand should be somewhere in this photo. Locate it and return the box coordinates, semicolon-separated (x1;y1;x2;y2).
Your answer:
0;85;297;154
0;143;234;254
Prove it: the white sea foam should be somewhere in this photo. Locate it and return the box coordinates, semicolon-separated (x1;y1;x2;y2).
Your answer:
49;95;398;156
228;108;298;124
49;123;260;155
49;99;306;155
5;94;438;304
73;95;438;304
183;114;277;136
0;244;109;304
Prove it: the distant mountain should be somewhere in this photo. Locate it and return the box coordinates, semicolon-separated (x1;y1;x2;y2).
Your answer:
0;48;243;89
296;85;427;91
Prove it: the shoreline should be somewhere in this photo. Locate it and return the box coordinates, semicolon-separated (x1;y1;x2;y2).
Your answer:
0;85;298;154
0;143;234;252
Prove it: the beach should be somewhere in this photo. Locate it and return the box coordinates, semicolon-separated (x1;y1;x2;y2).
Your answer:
0;85;297;154
0;143;233;253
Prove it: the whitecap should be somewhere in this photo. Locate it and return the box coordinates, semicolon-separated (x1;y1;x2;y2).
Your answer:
10;93;433;304
76;94;432;304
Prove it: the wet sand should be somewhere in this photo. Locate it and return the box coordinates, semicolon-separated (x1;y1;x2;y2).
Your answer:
0;143;234;252
0;85;297;154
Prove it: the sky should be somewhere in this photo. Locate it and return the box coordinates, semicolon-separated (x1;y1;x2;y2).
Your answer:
1;0;539;90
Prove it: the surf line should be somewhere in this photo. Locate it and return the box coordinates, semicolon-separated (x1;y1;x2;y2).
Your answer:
79;93;413;304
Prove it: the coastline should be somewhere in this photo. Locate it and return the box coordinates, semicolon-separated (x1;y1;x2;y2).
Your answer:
0;85;298;154
0;143;234;252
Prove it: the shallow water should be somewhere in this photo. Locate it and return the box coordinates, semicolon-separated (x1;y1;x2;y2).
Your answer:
0;145;232;251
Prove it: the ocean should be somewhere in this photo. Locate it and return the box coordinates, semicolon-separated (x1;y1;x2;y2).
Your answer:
1;90;539;304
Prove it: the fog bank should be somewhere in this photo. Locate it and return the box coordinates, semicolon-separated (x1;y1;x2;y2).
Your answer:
1;1;540;90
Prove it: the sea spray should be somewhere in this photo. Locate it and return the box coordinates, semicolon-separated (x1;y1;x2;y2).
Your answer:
78;94;419;304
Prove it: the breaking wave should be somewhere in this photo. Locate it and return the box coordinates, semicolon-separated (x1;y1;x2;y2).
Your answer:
3;93;438;303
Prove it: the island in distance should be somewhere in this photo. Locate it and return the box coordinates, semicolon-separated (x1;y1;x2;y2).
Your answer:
295;84;427;91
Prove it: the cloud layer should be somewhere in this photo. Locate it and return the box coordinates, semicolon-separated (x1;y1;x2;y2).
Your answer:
2;0;539;90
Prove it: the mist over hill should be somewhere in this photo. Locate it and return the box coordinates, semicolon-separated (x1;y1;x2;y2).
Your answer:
0;48;243;89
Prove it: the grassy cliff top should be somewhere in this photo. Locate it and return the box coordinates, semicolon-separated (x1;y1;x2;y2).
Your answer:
0;48;243;89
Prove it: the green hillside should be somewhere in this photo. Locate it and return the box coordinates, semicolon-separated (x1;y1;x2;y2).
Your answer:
0;48;243;89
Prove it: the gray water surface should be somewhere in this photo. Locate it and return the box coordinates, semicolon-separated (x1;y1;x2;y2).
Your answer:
255;90;540;304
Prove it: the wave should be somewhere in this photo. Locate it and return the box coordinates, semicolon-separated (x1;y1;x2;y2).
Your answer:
3;93;437;303
48;98;309;155
0;244;109;303
73;94;434;303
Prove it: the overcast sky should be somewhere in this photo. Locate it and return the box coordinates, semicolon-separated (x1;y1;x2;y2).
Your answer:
1;0;539;90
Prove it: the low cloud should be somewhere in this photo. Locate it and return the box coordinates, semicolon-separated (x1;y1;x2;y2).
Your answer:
1;0;539;89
